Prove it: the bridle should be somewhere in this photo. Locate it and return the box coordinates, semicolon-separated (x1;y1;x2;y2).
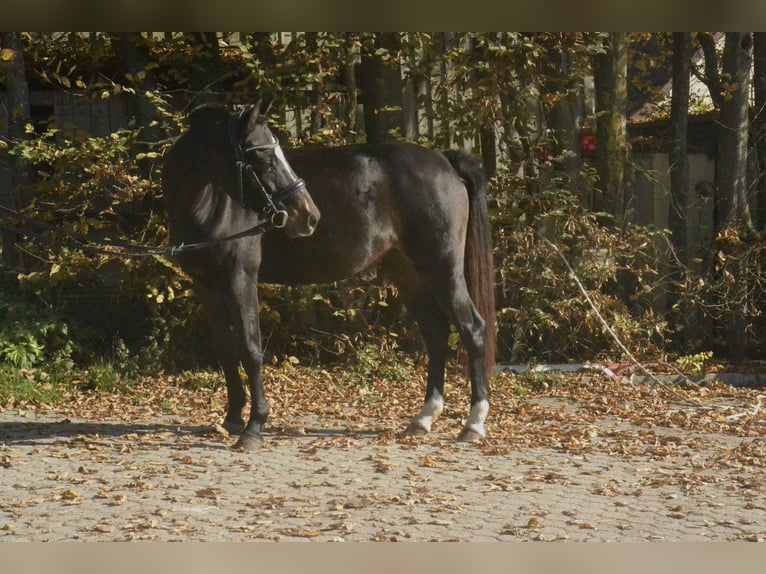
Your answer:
228;117;307;229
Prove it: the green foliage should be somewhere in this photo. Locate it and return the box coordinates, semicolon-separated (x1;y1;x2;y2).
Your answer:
4;99;206;374
256;279;418;366
5;30;766;383
239;32;361;145
12;124;159;219
0;366;70;404
497;370;572;396
670;227;766;357
334;342;417;389
81;361;122;392
676;351;714;376
0;276;74;370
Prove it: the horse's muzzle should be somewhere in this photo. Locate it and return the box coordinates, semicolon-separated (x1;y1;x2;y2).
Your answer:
305;210;320;235
292;202;320;238
282;181;320;238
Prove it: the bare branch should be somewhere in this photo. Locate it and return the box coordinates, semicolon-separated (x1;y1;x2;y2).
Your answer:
539;233;704;408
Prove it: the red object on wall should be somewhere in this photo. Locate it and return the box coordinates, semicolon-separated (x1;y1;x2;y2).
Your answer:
580;134;596;159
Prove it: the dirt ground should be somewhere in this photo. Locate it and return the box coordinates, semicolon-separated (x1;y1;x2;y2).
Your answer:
1;367;765;541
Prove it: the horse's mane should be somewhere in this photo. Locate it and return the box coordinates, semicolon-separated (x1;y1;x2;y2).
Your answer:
163;105;234;202
188;104;230;132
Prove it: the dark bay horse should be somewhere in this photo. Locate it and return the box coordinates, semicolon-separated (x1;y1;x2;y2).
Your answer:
164;103;496;450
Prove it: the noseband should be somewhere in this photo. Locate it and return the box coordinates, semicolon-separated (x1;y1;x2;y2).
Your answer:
228;118;307;229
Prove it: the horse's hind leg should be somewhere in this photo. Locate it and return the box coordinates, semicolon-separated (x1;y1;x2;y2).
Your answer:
385;253;480;438
198;286;247;434
433;275;489;441
383;254;447;436
401;264;489;441
403;290;451;436
450;291;489;442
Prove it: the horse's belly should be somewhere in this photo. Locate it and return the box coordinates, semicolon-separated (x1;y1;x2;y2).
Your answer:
258;243;373;285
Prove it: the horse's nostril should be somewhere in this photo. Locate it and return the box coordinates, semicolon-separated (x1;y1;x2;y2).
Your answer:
308;213;319;230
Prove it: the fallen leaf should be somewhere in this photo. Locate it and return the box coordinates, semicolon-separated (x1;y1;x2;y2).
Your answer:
418;455;441;468
61;489;83;502
195;488;221;500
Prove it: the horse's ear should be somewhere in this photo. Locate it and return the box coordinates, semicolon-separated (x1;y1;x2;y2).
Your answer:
238;96;272;134
258;96;273;117
238;105;260;134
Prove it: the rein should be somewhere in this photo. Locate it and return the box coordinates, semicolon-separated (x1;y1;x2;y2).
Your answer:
0;204;277;259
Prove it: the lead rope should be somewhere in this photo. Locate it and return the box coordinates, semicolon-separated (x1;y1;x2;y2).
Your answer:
0;204;276;258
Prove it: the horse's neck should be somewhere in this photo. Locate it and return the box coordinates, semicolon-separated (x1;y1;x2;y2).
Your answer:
191;182;222;225
190;181;259;237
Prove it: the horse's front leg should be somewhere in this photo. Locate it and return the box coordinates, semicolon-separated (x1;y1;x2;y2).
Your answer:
228;276;269;451
197;286;247;434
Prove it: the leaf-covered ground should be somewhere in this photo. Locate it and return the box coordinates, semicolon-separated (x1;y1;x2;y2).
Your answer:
1;362;765;541
5;361;765;459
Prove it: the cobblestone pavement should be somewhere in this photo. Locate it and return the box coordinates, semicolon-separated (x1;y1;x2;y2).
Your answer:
1;398;765;542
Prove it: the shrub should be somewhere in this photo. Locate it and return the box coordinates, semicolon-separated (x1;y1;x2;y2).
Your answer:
0;273;74;369
490;173;670;363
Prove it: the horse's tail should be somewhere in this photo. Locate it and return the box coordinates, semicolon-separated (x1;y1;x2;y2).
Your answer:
441;149;497;377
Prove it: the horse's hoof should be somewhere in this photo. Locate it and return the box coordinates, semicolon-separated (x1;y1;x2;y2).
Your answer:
403;421;430;437
222;419;246;435
457;427;484;442
232;432;264;451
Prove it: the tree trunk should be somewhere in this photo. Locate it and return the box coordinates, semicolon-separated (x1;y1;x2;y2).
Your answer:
402;33;419;141
717;33;754;230
0;32;32;268
305;33;324;136
110;33;161;167
424;69;435;141
593;32;628;221
668;33;694;349
717;33;754;363
669;32;691;261
250;33;276;70
358;33;404;144
249;33;278;114
341;33;359;137
698;32;724;109
753;33;766;230
464;33;497;178
548;44;584;185
437;32;453;148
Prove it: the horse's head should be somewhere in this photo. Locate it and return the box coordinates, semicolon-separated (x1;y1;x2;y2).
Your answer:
233;101;320;238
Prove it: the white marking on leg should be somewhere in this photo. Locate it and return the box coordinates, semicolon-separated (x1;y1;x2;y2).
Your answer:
412;395;444;433
463;399;489;437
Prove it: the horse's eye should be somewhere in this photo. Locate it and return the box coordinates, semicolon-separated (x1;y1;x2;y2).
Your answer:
250;148;268;161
